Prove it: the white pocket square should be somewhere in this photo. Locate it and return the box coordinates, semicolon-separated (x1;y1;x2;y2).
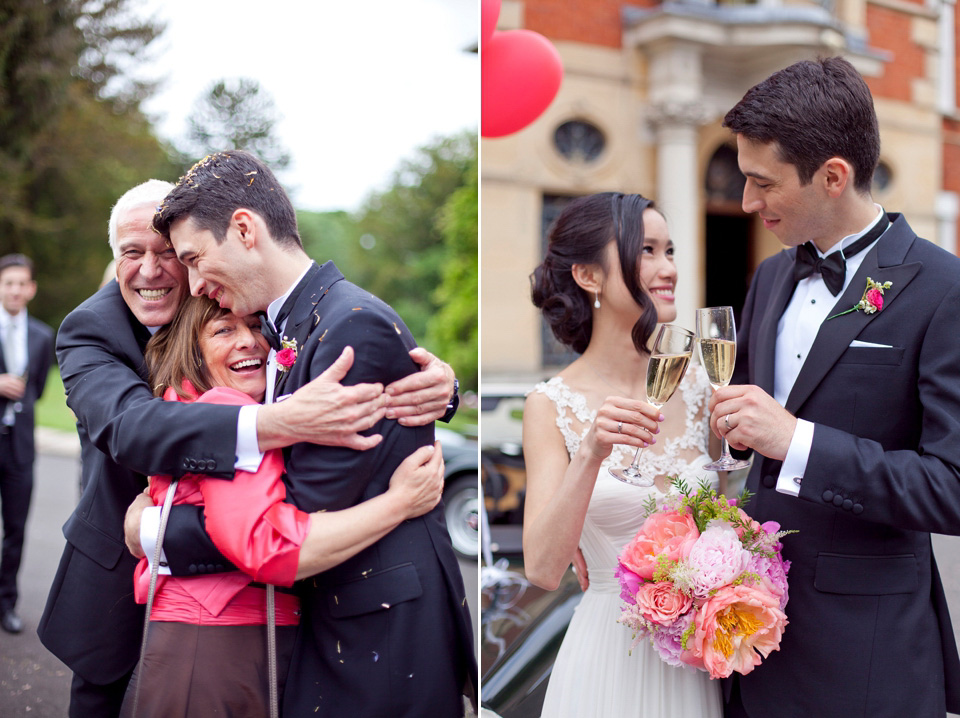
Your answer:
849;340;893;348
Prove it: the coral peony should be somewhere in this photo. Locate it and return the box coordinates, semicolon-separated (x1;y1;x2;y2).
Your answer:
636;581;693;626
685;521;750;598
619;511;699;581
694;584;788;679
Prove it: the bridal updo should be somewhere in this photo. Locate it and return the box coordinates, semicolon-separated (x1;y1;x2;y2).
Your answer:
531;192;659;356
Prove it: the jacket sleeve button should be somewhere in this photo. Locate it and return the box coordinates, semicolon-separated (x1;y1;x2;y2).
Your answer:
822;490;834;502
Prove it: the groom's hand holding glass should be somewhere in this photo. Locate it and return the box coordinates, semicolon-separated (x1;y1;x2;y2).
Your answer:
708;384;797;462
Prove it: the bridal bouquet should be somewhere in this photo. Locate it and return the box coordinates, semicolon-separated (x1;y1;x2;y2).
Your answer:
616;478;794;679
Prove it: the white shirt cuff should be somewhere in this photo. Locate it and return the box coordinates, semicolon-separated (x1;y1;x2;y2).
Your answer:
235;404;264;472
140;506;171;576
776;419;815;497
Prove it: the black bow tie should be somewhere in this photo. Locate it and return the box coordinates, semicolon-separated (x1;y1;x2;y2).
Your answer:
793;214;890;296
258;263;320;351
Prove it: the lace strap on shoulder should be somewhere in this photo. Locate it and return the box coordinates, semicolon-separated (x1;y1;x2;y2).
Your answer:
531;377;594;460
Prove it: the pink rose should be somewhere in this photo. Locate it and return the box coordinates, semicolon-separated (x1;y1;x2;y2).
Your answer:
685;522;750;598
693;584;788;679
635;581;693;626
619;511;700;581
276;348;297;369
865;288;884;311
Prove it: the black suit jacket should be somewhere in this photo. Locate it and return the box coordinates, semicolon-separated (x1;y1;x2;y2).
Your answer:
275;262;476;717
731;214;960;718
0;313;53;466
37;281;241;684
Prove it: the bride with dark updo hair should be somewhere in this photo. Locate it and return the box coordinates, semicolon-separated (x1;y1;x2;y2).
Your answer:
522;192;723;717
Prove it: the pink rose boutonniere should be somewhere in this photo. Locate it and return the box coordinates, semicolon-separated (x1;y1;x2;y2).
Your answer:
276;338;298;373
827;277;893;320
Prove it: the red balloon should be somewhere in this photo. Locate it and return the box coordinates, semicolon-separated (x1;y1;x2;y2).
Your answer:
481;0;500;50
482;30;564;138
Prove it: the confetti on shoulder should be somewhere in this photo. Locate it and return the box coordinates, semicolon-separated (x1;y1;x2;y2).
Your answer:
352;307;363;311
318;329;328;342
393;323;401;334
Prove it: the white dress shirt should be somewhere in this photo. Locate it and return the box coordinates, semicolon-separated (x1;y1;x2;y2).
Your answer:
775;207;887;496
0;308;29;426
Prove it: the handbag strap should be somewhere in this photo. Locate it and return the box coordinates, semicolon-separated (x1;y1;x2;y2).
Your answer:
131;480;179;718
267;585;278;718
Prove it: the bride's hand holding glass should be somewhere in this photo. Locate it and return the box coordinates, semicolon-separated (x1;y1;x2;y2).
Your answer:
580;395;662;463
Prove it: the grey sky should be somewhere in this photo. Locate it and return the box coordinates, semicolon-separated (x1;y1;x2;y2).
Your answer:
136;0;478;212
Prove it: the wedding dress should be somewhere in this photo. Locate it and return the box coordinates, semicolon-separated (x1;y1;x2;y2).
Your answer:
532;365;723;718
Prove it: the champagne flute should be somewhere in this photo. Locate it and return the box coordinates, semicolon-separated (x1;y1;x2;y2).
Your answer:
696;306;751;471
610;324;694;487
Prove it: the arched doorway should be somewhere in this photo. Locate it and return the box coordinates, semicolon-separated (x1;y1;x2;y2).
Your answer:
704;144;751;324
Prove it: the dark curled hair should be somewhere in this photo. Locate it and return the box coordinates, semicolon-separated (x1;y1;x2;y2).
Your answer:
531;192;658;356
723;56;879;194
153;150;302;248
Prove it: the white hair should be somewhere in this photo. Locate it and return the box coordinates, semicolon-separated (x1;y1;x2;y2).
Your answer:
107;179;176;257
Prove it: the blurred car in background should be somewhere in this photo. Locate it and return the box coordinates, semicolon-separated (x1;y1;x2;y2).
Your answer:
480;383;532;555
438;426;479;559
480;380;584;718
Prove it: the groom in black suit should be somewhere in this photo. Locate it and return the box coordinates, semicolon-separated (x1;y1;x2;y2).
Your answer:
153;150;476;716
710;57;960;718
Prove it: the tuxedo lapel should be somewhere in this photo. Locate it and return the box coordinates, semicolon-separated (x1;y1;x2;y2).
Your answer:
785;215;920;414
754;252;796;395
274;261;344;397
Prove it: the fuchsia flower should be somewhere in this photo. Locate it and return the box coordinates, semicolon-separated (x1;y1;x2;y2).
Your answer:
827;277;892;320
865;288;884;312
276;348;297;369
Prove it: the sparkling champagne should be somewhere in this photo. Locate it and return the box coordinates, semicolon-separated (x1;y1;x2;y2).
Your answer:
698;338;736;390
645;353;691;408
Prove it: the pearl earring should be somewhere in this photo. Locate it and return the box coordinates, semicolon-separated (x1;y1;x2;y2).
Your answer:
594;291;601;309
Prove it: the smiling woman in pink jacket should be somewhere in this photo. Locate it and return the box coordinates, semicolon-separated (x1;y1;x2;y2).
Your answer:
119;295;444;718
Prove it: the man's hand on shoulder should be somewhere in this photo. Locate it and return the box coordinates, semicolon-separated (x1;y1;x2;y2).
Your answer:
124;490;155;558
384;347;456;426
709;384;796;461
258;346;387;451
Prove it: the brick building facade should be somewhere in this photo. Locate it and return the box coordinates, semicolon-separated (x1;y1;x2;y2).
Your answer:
481;0;960;380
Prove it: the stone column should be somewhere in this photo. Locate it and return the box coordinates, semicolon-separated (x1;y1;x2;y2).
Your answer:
648;99;713;333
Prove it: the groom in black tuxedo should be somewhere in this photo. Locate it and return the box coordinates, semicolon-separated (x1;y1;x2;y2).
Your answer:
153;150;476;716
710;57;960;718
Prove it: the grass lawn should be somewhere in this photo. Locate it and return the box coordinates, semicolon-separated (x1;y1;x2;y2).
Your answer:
35;367;76;433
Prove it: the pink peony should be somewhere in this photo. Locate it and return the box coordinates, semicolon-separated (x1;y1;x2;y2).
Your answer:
651;611;703;670
635;581;693;627
746;553;791;611
276;348;297;369
619;511;699;581
685;522;750;598
865;288;884;311
693;584;788;679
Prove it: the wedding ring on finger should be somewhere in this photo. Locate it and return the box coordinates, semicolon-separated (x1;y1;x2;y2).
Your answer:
724;415;732;431
617;421;623;434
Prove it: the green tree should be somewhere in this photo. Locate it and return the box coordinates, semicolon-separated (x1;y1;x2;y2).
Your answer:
0;0;176;328
348;131;476;343
425;155;478;391
187;78;291;169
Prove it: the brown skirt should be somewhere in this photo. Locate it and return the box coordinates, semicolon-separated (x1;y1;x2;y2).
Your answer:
119;621;297;718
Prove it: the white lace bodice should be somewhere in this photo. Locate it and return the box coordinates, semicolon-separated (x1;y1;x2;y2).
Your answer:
531;366;719;593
